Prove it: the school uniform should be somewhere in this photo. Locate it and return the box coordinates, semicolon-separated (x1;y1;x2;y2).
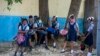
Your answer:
18;24;29;47
66;22;79;41
84;22;94;47
49;21;59;37
36;19;47;38
28;22;38;42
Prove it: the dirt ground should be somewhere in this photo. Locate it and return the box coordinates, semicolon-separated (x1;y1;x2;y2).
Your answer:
0;38;97;56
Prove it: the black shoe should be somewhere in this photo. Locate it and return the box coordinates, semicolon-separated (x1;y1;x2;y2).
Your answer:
29;46;32;52
53;45;56;48
45;45;49;50
34;43;38;47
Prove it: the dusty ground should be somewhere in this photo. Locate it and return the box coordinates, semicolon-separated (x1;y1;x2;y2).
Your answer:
0;38;97;56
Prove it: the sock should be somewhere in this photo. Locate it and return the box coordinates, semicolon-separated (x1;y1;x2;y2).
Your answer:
53;42;56;46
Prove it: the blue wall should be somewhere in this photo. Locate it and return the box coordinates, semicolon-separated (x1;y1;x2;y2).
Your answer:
0;15;83;42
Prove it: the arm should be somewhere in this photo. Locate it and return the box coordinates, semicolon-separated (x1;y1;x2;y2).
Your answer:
75;23;79;33
55;22;59;29
86;23;94;37
18;26;29;33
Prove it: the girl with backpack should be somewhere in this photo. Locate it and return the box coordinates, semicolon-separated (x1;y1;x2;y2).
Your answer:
14;18;29;56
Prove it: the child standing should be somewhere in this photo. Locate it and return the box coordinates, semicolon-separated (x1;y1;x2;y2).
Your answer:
14;18;29;56
84;17;94;56
61;14;79;53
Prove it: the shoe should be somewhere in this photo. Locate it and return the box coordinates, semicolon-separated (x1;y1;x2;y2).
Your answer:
29;46;32;52
87;52;92;56
60;49;66;53
45;45;49;50
34;43;38;47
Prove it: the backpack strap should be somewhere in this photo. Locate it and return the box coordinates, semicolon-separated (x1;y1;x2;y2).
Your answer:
21;25;27;31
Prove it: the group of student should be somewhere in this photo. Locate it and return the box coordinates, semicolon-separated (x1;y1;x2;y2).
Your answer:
14;14;94;56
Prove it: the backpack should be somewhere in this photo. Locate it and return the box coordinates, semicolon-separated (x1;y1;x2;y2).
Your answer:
16;25;27;44
16;34;25;44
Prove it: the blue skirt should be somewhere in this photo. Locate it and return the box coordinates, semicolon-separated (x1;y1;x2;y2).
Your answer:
84;32;93;47
67;32;77;41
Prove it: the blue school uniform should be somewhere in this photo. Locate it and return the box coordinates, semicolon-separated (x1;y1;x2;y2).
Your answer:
51;21;59;37
67;22;77;41
18;25;30;47
84;22;94;46
36;20;47;37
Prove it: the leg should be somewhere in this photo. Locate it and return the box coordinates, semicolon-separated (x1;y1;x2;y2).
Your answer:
44;34;49;50
63;41;67;50
87;45;93;56
14;45;19;56
20;47;25;56
51;34;56;48
88;46;93;53
61;41;67;53
70;41;74;53
45;35;48;45
34;33;38;44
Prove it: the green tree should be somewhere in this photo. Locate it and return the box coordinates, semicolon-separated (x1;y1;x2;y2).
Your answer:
5;0;22;11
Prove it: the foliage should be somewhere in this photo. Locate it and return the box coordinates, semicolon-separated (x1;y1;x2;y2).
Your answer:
5;0;22;11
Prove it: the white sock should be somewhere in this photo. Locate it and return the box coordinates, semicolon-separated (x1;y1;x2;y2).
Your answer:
53;42;56;46
71;50;74;53
87;52;92;56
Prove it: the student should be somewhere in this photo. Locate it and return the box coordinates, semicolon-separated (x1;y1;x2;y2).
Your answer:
14;18;29;56
35;17;49;50
61;14;79;53
84;17;94;56
48;16;59;48
28;15;38;50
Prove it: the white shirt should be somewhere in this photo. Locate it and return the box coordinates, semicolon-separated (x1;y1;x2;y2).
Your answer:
19;25;29;31
33;23;38;28
66;22;79;31
87;22;94;32
55;22;59;29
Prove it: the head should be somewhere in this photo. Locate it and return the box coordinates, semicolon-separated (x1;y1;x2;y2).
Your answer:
29;15;33;22
34;15;39;22
69;14;75;23
52;16;57;22
87;16;94;22
22;18;28;25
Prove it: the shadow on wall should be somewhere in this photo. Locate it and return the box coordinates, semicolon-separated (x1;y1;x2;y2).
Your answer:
0;15;83;42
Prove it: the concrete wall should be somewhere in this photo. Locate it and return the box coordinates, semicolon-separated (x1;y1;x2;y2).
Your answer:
0;0;85;41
